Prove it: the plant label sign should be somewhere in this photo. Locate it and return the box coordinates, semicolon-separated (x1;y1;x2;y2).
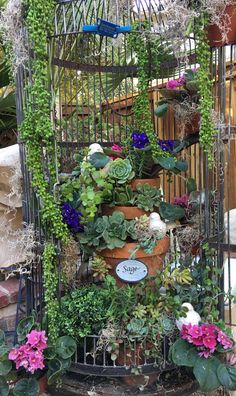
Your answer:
115;260;148;283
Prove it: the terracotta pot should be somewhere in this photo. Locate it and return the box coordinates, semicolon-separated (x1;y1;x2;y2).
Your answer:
101;236;170;286
101;205;148;219
185;112;200;135
130;178;160;191
206;5;236;47
38;376;48;395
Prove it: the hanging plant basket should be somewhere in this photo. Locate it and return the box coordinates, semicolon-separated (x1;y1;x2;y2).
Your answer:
100;236;170;287
207;5;236;47
184;112;200;135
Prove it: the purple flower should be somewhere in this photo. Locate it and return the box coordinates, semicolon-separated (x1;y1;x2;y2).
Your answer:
131;132;149;149
62;203;84;233
158;139;175;152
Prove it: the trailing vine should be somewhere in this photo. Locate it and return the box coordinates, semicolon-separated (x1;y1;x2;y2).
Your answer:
195;15;215;167
42;243;59;341
19;0;69;336
128;22;166;159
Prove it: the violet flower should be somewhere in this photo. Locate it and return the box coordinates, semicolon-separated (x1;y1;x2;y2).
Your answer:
62;203;84;233
158;139;175;152
131;132;149;149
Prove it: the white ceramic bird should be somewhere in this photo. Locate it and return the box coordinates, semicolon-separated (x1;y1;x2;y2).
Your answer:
149;212;167;235
83;143;104;162
176;303;201;331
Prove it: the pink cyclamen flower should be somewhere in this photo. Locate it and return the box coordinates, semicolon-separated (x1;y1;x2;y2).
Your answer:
203;336;217;350
188;325;203;339
217;331;233;349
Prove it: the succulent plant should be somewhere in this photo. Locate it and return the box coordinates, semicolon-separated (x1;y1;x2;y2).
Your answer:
128;215;165;254
92;256;111;281
108;158;135;184
134;183;162;211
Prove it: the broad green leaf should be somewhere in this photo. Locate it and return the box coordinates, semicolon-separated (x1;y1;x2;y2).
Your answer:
55;336;77;359
171;339;198;367
187;177;197;194
0;360;12;376
154;103;168;117
47;369;64;385
60;357;72;370
155;156;176;170
193;356;221;393
13;379;39;396
0;376;9;396
16;316;35;342
217;364;236;390
44;346;56;360
175;160;188;172
159;201;185;221
89;152;110;169
0;330;5;346
48;358;62;373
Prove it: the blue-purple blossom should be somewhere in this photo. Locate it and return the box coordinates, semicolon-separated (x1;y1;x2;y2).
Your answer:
62;203;84;233
131;132;149;149
158;140;175;152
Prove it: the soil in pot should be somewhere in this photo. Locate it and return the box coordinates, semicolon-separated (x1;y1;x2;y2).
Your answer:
206;5;236;47
101;236;170;287
101;205;149;220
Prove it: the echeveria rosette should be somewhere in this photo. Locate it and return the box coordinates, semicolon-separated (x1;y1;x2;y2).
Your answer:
108;158;135;184
62;203;84;233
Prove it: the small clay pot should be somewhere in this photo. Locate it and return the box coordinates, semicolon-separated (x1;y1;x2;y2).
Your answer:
100;236;170;286
185;112;200;135
130;178;160;191
206;5;236;47
101;205;148;219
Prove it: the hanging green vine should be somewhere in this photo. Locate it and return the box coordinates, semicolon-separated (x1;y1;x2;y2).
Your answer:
195;15;215;168
42;243;59;341
20;0;69;338
128;22;166;159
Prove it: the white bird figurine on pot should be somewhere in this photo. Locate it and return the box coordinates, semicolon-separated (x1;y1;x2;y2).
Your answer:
176;303;201;331
149;212;167;236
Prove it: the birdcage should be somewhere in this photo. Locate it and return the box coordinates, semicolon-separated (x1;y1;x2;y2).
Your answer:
15;0;236;387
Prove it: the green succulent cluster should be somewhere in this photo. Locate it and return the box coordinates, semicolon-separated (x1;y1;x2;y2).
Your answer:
108;158;135;184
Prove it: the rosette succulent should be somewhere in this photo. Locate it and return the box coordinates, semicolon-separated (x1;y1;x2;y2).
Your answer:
108;158;135;184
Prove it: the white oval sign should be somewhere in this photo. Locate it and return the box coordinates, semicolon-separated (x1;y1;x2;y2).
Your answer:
115;260;148;283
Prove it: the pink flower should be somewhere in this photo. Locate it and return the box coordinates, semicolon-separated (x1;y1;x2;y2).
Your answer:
166;79;180;89
28;352;45;374
181;324;192;341
111;144;123;152
226;352;236;366
199;349;212;359
217;331;233;349
191;337;204;346
202;324;216;337
188;325;203;339
203;336;217;350
27;330;48;350
177;75;186;86
18;359;29;369
9;348;20;361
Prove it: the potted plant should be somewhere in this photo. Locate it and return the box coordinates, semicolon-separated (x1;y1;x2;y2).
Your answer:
0;315;76;395
155;69;200;137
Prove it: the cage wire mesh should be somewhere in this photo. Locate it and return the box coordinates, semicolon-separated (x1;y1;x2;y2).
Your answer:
16;0;236;377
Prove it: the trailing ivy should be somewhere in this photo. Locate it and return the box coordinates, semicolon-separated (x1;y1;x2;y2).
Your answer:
128;22;166;159
42;243;59;341
195;15;215;167
20;0;69;337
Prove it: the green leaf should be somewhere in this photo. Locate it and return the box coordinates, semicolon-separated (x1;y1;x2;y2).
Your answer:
48;358;62;373
60;357;72;370
159;202;185;221
175;160;188;172
0;360;12;376
16;316;35;342
0;376;9;396
89;152;110;169
0;346;10;359
44;346;56;360
155;156;176;170
154;102;168;117
193;356;221;393
55;336;77;359
13;379;39;396
47;368;64;385
217;364;236;390
187;177;197;194
171;339;198;367
0;330;5;346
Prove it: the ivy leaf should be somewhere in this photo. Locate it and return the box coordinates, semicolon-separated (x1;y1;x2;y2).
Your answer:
193;356;221;393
